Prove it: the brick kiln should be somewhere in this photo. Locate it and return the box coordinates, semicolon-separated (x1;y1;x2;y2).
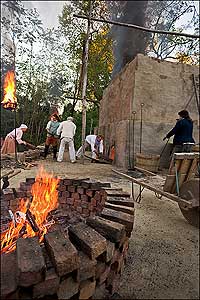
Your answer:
99;54;199;169
1;169;134;299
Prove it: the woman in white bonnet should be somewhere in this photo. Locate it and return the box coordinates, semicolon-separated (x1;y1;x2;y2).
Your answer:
1;124;28;154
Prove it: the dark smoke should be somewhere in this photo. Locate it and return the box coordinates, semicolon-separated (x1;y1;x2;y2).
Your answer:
109;1;149;78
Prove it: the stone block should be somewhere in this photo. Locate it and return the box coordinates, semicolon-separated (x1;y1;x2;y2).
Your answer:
68;222;107;260
44;230;79;277
17;236;46;287
86;216;126;243
79;280;96;300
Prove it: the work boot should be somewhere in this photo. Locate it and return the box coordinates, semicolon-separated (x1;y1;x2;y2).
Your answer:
53;146;57;161
43;145;49;158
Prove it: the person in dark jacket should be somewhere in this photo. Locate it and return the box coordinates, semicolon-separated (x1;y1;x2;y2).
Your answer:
163;110;195;153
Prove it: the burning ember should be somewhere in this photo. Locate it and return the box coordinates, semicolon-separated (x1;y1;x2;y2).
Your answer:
1;70;17;110
1;167;60;254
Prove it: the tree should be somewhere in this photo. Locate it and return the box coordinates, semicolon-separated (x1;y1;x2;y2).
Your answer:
59;0;113;116
146;0;199;62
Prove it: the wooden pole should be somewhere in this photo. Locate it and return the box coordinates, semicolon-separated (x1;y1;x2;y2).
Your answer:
80;1;92;164
74;14;200;39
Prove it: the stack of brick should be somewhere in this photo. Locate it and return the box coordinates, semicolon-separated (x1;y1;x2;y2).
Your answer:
1;202;134;299
1;176;135;299
58;179;111;218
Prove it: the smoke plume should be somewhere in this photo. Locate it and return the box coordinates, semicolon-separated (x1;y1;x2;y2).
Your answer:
109;1;149;78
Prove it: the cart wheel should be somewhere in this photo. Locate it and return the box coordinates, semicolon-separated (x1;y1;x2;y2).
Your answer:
178;178;199;228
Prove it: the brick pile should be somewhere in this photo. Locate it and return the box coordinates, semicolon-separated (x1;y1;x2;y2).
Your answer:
1;177;135;299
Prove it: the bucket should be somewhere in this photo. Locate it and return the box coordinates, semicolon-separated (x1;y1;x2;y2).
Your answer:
135;153;160;173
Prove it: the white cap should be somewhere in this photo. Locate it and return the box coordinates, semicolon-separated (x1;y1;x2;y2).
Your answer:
20;124;28;129
67;117;74;121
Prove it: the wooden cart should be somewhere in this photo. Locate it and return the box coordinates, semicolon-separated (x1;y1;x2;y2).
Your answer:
112;152;199;228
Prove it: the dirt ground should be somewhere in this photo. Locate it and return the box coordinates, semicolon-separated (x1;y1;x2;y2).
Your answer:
1;157;199;300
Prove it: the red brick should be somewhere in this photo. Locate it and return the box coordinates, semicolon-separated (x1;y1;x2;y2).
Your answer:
1;251;17;297
81;194;88;201
91;198;97;207
86;189;94;197
17;237;46;287
76;206;82;213
63;179;73;185
2;188;14;201
72;192;80;200
74;199;81;207
94;191;101;201
68;186;76;193
33;269;59;298
44;230;79;277
57;277;79;299
62;191;70;198
99;266;110;285
77;186;85;194
81;201;88;209
67;198;74;205
82;208;90;216
57;185;66;192
79;280;96;299
96;262;106;279
59;197;67;204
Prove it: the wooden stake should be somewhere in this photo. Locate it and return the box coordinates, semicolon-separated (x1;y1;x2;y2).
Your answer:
80;1;92;165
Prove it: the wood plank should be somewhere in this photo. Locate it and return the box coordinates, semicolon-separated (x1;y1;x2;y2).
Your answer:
186;157;198;181
104;190;130;198
68;222;107;259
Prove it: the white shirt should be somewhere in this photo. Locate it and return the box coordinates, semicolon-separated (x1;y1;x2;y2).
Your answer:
57;120;76;139
85;135;103;153
7;128;25;144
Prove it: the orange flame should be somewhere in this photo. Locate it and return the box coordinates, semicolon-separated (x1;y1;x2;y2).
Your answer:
1;70;17;110
1;166;60;254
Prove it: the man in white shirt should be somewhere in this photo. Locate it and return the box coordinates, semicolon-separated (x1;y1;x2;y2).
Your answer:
57;117;76;163
76;134;104;159
1;124;28;154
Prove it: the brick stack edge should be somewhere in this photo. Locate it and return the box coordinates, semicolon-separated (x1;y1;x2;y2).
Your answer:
1;177;135;299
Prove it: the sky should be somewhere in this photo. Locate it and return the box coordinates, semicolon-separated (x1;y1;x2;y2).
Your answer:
22;1;199;32
22;1;65;28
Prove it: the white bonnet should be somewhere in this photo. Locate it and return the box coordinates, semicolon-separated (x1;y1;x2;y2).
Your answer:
20;124;28;129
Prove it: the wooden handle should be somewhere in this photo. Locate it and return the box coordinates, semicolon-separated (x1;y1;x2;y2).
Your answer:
8;170;21;179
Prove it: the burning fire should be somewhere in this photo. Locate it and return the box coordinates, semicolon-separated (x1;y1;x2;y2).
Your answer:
1;166;60;254
1;70;17;110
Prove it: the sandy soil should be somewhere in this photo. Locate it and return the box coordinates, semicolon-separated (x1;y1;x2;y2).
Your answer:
1;158;199;299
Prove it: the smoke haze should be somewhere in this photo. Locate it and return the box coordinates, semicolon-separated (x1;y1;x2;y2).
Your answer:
109;1;149;78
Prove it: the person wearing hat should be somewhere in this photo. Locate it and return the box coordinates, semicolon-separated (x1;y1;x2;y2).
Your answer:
43;114;61;160
163;110;195;153
1;124;28;154
56;116;76;163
